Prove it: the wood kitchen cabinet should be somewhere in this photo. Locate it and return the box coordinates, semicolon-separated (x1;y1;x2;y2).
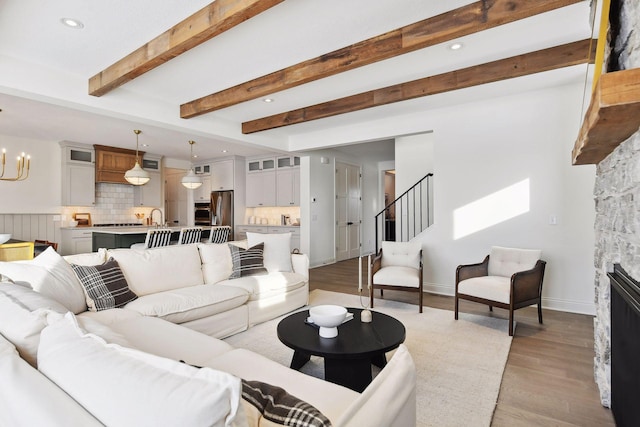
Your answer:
94;145;142;184
59;141;95;206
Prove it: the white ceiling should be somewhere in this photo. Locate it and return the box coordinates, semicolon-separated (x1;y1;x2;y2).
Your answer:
0;0;597;162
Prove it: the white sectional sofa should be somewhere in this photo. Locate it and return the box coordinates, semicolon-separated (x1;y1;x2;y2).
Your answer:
0;237;417;426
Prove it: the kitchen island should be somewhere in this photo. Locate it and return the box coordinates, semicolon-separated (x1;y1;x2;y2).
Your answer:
91;226;212;251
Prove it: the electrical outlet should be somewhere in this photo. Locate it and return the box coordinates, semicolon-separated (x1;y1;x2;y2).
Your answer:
549;215;557;225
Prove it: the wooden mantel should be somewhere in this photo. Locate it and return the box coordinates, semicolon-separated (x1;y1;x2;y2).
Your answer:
572;68;640;165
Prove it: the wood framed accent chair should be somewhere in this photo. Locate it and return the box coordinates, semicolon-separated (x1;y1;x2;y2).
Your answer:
177;227;203;245
207;226;232;243
34;240;58;252
455;246;546;336
370;240;423;313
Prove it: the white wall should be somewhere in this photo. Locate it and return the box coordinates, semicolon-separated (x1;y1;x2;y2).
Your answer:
302;82;596;314
395;132;434;193
0;134;61;213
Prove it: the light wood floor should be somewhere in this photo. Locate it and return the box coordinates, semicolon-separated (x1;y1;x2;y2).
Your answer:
309;258;615;427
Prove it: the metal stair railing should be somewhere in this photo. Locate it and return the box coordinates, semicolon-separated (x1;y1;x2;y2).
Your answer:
374;173;433;253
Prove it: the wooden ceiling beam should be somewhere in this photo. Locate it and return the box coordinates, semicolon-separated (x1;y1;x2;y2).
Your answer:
180;0;583;118
241;39;597;134
89;0;285;97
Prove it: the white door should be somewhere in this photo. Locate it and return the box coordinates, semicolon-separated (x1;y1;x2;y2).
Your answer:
335;161;361;261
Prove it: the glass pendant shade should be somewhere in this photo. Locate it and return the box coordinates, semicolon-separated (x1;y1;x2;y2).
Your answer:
125;161;151;185
125;129;149;186
182;169;202;189
182;140;203;189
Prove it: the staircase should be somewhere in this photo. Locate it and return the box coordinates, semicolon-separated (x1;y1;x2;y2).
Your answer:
374;173;433;253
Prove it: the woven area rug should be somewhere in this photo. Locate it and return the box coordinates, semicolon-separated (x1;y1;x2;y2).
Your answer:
224;290;512;427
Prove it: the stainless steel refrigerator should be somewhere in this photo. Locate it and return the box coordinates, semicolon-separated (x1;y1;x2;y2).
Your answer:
210;190;234;232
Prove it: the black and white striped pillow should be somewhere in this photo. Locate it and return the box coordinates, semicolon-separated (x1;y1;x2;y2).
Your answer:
70;258;138;311
229;243;268;279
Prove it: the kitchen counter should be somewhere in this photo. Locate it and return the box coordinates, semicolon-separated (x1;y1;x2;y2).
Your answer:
89;226;213;251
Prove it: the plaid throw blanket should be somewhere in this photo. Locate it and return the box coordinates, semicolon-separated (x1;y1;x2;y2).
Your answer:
242;379;332;427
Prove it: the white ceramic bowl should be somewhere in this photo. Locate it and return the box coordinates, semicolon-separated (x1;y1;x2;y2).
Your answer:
0;233;11;244
67;220;79;227
309;305;347;338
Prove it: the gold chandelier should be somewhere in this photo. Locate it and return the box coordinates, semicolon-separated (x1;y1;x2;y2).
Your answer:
0;148;30;181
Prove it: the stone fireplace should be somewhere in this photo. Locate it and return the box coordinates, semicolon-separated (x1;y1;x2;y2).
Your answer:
592;0;640;410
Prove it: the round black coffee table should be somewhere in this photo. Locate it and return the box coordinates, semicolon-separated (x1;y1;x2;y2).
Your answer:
277;308;405;392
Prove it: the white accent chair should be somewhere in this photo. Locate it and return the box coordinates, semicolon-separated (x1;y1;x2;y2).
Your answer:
370;240;423;313
177;227;203;245
455;246;546;336
207;226;232;244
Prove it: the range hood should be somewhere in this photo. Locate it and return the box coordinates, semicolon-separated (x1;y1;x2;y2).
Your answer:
94;145;144;184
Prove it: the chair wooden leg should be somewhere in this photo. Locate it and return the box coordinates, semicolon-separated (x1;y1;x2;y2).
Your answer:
419;290;423;313
489;305;493;312
370;286;374;309
508;308;514;336
538;301;543;324
454;295;459;320
380;289;384;298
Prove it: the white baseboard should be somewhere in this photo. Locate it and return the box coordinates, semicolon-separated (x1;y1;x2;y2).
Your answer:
422;283;595;316
309;258;337;269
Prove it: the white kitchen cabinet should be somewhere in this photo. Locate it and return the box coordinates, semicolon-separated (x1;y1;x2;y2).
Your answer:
193;176;212;201
194;163;211;175
276;167;300;207
59;142;95;207
211;159;234;191
60;228;93;256
247;157;275;173
276;156;300;168
246;170;276;207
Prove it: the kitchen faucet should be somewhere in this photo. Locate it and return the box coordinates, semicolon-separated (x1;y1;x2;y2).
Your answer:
150;208;164;228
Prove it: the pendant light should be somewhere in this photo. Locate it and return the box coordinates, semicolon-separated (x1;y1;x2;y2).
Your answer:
124;129;150;185
181;140;202;189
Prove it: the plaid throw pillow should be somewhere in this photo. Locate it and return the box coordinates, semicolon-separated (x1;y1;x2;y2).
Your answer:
242;379;332;427
229;243;268;279
70;258;137;311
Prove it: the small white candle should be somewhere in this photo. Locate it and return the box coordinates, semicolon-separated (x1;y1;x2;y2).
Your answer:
358;255;362;291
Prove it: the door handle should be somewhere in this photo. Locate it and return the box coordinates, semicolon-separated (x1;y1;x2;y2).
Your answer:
347;222;353;225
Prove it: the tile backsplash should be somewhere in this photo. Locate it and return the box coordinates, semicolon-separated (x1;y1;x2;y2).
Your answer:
61;183;154;225
245;206;301;226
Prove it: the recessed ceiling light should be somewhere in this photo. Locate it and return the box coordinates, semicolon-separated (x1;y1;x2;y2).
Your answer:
449;42;463;51
193;154;199;158
141;144;149;147
263;98;274;103
60;18;84;29
222;149;228;153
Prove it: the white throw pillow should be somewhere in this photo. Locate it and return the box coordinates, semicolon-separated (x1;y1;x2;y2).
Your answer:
0;282;68;367
0;247;88;314
246;232;292;273
198;243;234;284
63;248;108;266
38;313;246;427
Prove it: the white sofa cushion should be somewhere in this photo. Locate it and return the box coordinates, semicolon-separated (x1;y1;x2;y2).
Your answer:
0;334;103;426
380;240;421;269
38;313;246;427
457;275;511;304
373;266;420;287
0;282;68;367
63;248;108;266
246;232;292;273
336;345;416;427
198;242;233;284
488;246;541;278
219;272;306;301
108;244;205;296
0;247;87;314
124;284;249;324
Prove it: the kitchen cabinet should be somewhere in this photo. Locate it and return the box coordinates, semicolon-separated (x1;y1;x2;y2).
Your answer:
94;145;140;184
276;167;300;207
194;163;211;175
59;141;95;207
211;159;234;191
247;157;275;173
133;154;163;207
194;176;212;201
60;228;93;255
277;156;300;168
246;170;276;207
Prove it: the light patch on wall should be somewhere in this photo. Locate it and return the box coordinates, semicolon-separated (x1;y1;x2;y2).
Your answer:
453;179;530;239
